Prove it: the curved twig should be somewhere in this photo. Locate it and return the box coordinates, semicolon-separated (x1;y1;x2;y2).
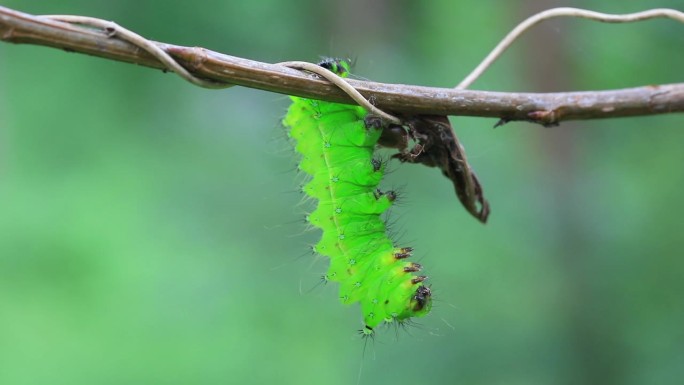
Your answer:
44;17;401;123
456;7;684;89
44;15;231;89
278;61;402;124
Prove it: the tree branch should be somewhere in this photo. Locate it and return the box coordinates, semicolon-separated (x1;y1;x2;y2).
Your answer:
1;5;682;125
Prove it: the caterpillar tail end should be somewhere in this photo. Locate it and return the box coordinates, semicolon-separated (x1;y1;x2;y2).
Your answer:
360;281;433;337
410;285;433;317
391;283;433;324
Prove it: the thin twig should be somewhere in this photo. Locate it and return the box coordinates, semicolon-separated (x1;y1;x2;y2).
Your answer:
1;5;683;125
44;15;230;89
43;17;399;123
456;7;684;89
278;61;401;124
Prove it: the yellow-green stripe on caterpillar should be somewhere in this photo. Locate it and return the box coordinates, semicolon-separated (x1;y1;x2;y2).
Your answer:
283;59;432;335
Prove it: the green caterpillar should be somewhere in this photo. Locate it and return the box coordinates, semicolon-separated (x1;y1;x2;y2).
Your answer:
283;59;432;335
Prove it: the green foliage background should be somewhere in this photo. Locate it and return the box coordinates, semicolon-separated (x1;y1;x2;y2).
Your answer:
1;1;683;384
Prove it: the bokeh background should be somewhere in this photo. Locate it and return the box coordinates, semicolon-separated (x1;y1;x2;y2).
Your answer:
1;0;683;384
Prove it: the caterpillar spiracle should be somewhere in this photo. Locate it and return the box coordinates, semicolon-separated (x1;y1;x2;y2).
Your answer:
283;59;432;335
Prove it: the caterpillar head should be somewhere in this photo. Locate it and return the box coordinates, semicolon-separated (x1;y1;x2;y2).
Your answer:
317;58;351;78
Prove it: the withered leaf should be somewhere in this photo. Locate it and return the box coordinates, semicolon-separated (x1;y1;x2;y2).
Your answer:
380;115;490;223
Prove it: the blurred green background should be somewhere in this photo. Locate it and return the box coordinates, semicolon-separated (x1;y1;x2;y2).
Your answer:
1;0;683;384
